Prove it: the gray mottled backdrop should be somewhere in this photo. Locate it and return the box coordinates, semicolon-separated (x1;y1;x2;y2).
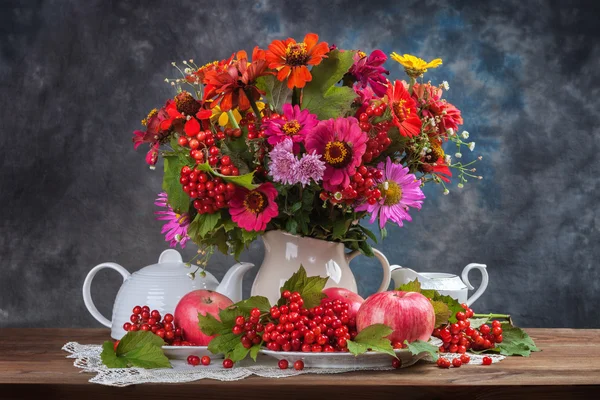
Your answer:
1;0;599;329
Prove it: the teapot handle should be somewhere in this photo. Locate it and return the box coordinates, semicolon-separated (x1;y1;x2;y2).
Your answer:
461;263;489;306
347;249;391;293
82;262;131;327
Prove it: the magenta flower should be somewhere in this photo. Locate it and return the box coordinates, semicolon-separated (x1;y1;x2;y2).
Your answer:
269;139;300;185
305;117;368;192
356;158;425;229
349;50;389;97
154;192;191;248
229;183;279;232
263;104;318;146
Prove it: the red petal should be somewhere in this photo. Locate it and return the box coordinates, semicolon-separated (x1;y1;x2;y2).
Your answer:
184;118;200;137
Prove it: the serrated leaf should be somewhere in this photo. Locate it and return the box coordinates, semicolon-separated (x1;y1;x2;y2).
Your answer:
431;300;451;327
218;306;240;327
162;156;191;213
495;325;540;357
100;341;129;368
404;340;439;361
124;342;172;369
116;331;165;356
195;162;257;190
256;75;292;112
241;229;259;242
207;332;241;356
198;312;223;336
468;317;489;330
189;212;221;240
249;343;261;361
228;341;251;363
302;50;357;119
347;324;396;357
235;296;272;315
278;266;328;308
397;280;422;293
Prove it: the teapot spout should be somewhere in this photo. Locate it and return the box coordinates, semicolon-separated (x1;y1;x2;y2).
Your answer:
216;262;254;303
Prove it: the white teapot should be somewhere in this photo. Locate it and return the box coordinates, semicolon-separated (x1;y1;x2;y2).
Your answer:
390;263;489;306
83;249;254;339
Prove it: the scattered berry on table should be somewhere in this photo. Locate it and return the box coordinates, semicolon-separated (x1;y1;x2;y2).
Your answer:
294;360;305;370
278;359;289;369
187;355;200;366
201;356;211;366
223;358;234;368
482;356;492;365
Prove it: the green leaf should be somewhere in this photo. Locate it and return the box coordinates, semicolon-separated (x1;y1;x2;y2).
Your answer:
302;50;358;119
162;156;191;213
346;324;396;357
358;225;378;243
431;301;451;328
256;75;292;112
196;162;258;190
207;332;241;356
124;342;172;369
332;219;349;240
495;325;540;357
235;296;272;315
100;341;128;368
116;331;165;356
218;306;240;327
198;312;223;336
358;240;375;257
468;317;490;330
279;266;328;309
228;341;251;363
189;212;221;240
241;229;259;243
397;280;422;293
404;340;439;362
290;202;302;213
249;343;261;361
286;219;298;235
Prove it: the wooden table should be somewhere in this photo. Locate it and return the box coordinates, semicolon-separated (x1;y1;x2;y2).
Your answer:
0;328;598;399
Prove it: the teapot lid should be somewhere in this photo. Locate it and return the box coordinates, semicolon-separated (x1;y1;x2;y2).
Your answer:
136;249;205;278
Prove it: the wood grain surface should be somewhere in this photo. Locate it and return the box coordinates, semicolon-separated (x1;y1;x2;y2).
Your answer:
0;328;598;399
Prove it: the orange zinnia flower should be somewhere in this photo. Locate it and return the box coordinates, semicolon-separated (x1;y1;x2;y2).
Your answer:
266;33;329;89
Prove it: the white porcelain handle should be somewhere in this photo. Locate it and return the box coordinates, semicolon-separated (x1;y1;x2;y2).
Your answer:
461;263;488;306
82;262;130;327
347;248;392;293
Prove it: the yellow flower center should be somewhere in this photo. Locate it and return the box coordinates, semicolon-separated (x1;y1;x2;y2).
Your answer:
357;51;367;59
142;108;158;126
243;191;267;214
282;120;301;136
393;100;411;122
175;213;190;226
285;43;309;66
378;181;403;206
323;141;353;168
428;139;445;162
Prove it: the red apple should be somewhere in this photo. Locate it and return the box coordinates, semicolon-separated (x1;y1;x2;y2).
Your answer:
322;287;365;318
174;290;233;346
355;291;435;343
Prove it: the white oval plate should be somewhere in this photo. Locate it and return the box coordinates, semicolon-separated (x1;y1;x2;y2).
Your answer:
259;348;426;369
162;345;223;360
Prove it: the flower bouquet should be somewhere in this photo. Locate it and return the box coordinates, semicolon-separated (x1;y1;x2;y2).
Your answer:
133;33;479;271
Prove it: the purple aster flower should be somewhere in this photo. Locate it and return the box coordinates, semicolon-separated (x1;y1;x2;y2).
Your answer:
355;157;425;229
154;192;191;248
263;104;318;147
295;151;326;186
268;139;300;185
349;49;389;97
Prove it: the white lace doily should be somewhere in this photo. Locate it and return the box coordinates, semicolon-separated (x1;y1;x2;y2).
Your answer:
62;342;505;387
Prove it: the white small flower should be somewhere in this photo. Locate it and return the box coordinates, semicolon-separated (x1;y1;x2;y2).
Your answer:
187;272;195;279
149;165;156;170
186;115;191;120
420;147;428;156
164;78;169;82
443;189;450;195
442;81;449;90
430;118;436;126
461;131;469;139
446;128;455;136
189;59;194;63
383;181;389;190
455;152;462;159
171;62;176;66
457;183;464;188
170;81;175;86
445;155;452;164
468;142;476;151
183;60;188;64
184;68;191;74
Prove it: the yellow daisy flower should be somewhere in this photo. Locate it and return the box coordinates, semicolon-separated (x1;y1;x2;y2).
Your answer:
211;102;266;127
390;53;443;78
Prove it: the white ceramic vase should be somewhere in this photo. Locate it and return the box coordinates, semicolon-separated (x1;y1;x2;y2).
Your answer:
251;230;392;305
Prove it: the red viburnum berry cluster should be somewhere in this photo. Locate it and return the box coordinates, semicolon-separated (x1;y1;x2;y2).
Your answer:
180;166;237;214
433;303;503;354
358;103;393;164
123;305;192;346
241;113;267;140
320;165;384;205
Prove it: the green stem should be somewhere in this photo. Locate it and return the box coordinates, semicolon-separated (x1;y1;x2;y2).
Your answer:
473;313;511;319
408;77;416;95
244;88;262;124
292;87;301;107
226;110;240;129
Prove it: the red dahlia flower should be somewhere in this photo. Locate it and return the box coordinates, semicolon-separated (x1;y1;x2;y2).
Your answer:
386;80;422;138
266;33;329;89
229;183;279;232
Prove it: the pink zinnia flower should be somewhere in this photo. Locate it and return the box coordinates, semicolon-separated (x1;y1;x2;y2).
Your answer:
229;182;279;232
154;192;191;248
305;117;368;192
349;50;389;97
263;104;318;146
356;158;425;229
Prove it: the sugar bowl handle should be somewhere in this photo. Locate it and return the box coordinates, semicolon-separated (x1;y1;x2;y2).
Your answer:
82;262;131;327
461;263;489;306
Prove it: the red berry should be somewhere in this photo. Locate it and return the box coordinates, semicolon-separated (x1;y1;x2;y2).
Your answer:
294;360;304;370
250;308;261;318
492;320;501;328
436;357;451;368
123;322;132;331
452;358;462;368
492;326;503;336
187;355;200;366
460;354;471;364
235;316;245;326
201;356;211;366
482;356;492;365
163;313;174;323
391;358;402;369
479;324;491;335
278;359;289;369
456;311;466;321
223;359;234;368
132;306;142;315
495;334;503;343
